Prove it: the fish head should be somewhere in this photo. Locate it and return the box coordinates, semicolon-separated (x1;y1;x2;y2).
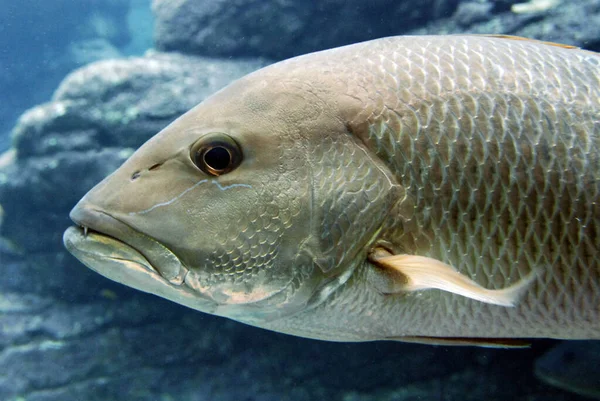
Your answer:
64;70;399;326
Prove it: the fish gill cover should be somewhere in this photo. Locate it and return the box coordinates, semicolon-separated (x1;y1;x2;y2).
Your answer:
0;0;599;400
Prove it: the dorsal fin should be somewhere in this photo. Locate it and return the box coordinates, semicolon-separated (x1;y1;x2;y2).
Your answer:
478;34;579;50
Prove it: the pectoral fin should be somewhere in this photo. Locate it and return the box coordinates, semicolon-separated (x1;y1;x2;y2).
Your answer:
370;253;535;307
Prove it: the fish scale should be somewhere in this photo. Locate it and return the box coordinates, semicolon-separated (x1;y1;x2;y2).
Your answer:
64;35;600;343
271;36;599;339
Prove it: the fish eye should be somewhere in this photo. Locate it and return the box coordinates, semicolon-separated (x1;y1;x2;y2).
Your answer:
190;133;243;176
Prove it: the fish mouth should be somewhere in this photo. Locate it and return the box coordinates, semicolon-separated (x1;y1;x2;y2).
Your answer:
64;224;159;283
64;205;218;313
64;205;299;322
68;205;186;285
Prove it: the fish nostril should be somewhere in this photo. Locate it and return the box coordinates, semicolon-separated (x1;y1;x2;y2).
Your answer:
130;163;162;181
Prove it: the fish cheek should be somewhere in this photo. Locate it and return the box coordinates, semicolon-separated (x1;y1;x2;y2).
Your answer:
180;138;316;312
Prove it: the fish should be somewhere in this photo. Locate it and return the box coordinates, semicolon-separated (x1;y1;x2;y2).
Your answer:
535;341;600;399
63;35;600;346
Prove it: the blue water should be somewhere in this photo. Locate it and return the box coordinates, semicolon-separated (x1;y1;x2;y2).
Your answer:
0;0;153;151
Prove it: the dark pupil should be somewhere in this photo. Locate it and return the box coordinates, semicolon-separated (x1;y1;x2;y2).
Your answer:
203;147;231;171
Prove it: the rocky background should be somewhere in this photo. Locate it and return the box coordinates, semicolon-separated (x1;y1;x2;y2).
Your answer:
0;0;153;151
1;0;599;400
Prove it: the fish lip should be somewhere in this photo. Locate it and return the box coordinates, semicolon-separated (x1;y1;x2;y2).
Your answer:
69;204;187;285
63;225;219;314
67;205;290;312
63;225;157;274
70;206;128;239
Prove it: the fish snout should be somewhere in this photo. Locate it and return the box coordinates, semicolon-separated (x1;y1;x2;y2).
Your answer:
68;203;187;286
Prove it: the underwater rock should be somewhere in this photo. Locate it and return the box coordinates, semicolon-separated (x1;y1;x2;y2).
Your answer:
0;290;583;401
0;282;571;401
454;2;494;27
152;0;460;59
0;294;241;401
511;0;600;50
411;0;600;51
0;149;132;255
67;39;124;66
0;0;135;151
14;53;266;157
511;0;560;14
0;53;267;254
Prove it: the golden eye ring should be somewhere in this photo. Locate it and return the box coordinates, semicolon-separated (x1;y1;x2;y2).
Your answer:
190;133;243;176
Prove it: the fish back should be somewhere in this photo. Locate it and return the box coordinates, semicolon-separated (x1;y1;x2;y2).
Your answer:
333;36;600;338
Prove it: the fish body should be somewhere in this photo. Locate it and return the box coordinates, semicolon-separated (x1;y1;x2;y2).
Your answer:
64;35;600;344
535;341;600;399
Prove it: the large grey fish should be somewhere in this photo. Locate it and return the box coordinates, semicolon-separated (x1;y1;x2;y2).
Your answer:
63;35;600;346
535;341;600;399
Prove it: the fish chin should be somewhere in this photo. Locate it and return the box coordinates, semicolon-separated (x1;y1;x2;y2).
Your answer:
64;207;299;323
63;225;218;314
68;206;188;284
64;204;224;313
63;225;305;325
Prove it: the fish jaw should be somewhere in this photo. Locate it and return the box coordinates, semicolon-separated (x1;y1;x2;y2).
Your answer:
64;205;219;314
64;204;303;323
69;204;187;285
63;226;218;314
